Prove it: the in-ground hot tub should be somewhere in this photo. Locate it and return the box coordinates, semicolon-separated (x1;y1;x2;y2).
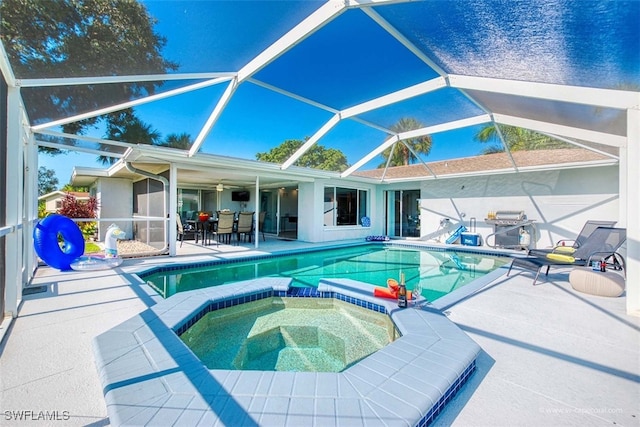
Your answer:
180;297;399;372
93;278;482;426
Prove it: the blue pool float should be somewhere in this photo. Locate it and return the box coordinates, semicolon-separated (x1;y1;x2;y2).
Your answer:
366;235;390;241
33;214;85;271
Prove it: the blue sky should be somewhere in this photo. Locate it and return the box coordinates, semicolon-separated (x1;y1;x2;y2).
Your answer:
39;0;640;186
39;1;489;185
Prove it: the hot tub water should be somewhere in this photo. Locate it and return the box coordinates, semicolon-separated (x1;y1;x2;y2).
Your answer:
180;297;398;372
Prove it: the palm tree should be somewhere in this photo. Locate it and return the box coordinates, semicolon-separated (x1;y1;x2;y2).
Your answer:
379;117;432;167
474;124;570;154
98;109;161;165
159;132;193;150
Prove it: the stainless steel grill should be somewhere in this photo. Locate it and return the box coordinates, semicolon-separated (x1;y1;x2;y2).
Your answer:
485;210;526;224
485;210;534;249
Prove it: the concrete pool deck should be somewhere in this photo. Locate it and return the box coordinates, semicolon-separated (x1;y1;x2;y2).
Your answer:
1;239;638;426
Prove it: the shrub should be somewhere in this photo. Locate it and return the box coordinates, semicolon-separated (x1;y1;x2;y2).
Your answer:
58;193;99;240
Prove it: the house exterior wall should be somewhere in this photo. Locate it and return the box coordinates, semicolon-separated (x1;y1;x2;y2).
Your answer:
96;178;133;241
40;192;88;214
85;165;619;252
417;165;620;250
297;181;320;242
44;197;59;213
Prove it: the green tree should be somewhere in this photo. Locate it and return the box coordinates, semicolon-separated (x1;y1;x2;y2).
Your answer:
38;166;58;196
256;139;349;172
38;201;48;219
379;118;432;167
474;124;570;154
159;132;194;150
62;184;89;192
0;0;177;148
98;109;162;165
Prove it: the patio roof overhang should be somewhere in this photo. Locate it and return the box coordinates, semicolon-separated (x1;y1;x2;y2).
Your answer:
69;143;381;189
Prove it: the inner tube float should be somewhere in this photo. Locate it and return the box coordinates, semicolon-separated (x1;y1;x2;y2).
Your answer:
33;214;85;271
70;255;123;271
71;223;126;271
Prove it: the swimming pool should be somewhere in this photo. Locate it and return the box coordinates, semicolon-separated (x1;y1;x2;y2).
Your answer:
141;243;509;300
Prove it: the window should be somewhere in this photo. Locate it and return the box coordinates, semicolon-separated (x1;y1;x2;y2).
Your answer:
324;186;368;226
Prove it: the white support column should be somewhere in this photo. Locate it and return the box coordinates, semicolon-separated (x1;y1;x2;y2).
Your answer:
625;106;639;316
168;163;178;257
4;86;23;317
23;129;38;281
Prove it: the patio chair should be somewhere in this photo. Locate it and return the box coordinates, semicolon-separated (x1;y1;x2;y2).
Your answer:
216;211;236;245
237;211;254;243
528;220;616;256
176;214;196;247
507;226;626;285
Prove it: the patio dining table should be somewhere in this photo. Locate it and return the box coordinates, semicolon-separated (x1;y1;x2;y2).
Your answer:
188;218;218;245
187;216;241;245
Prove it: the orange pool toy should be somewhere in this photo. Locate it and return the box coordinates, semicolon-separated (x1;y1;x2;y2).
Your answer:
374;286;397;299
373;285;412;300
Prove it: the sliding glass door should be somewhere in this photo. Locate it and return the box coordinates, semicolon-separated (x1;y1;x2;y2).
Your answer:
259;190;278;235
385;190;420;238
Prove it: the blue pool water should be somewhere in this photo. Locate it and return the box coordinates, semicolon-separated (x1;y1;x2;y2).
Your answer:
142;244;508;300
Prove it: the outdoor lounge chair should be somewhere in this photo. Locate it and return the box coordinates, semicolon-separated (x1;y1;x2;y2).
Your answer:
528;220;616;256
507;226;626;285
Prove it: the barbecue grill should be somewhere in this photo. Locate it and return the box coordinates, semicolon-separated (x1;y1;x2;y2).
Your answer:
485;210;535;249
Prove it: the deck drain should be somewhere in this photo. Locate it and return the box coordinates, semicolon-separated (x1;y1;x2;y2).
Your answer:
23;285;48;295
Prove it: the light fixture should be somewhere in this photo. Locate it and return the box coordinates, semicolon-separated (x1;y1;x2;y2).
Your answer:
216;183;223;211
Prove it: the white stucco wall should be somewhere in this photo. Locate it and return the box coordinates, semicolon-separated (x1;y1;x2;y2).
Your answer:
96;178;133;241
417;165;620;250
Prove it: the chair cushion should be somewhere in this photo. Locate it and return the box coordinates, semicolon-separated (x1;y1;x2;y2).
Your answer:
569;268;625;297
546;253;575;263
